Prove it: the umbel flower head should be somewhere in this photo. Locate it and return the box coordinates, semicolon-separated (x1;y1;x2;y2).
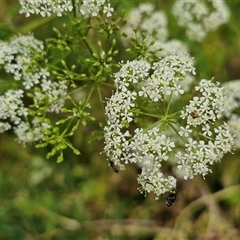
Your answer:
104;54;234;199
121;3;168;45
172;0;230;41
19;0;114;18
222;79;240;149
121;3;190;59
19;0;74;17
0;34;68;144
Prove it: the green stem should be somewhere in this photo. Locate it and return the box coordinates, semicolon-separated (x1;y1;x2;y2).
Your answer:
198;132;215;141
83;85;95;108
72;0;77;18
131;109;160;119
80;34;97;56
168;121;187;144
127;120;162;142
165;91;173;116
19;15;57;34
97;85;105;112
61;119;73;136
144;120;162;132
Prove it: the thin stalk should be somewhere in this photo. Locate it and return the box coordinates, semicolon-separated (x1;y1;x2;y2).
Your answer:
168;121;187;144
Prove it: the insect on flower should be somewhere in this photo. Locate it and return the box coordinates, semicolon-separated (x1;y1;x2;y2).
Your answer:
190;110;199;118
166;192;177;207
109;160;119;173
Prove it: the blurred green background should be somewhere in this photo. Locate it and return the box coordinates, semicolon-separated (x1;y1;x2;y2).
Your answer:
0;1;240;239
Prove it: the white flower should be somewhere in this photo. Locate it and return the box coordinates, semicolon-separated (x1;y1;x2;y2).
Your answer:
37;79;68;113
179;125;192;137
0;89;30;137
0;122;11;133
214;122;235;153
103;3;114;17
0;34;68;115
175;119;234;180
0;89;28;127
138;170;177;199
227;114;240;149
181;79;225;127
172;0;230;41
121;3;168;45
78;0;113;18
0;34;46;87
19;0;73;17
202;124;212;137
104;55;196;197
104;56;234;199
222;79;240;117
145;53;195;101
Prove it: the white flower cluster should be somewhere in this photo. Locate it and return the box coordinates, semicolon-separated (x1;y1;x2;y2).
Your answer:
181;79;225;128
176;122;234;180
0;89;50;144
0;34;68;143
19;0;73;17
227;115;240;149
19;0;114;18
0;90;27;133
139;54;196;102
79;0;114;18
149;40;189;58
0;35;45;86
178;79;234;179
222;80;240;117
122;3;191;58
122;3;168;45
0;35;68;112
222;80;240;148
172;0;230;41
104;54;196;197
104;54;235;198
33;78;68;113
131;128;177;197
121;3;195;93
14;117;50;144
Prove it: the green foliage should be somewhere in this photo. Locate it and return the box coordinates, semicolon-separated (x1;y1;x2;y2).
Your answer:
0;1;240;239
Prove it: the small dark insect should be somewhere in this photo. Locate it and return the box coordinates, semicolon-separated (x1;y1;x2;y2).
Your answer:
190;110;199;119
109;160;119;173
165;192;177;207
